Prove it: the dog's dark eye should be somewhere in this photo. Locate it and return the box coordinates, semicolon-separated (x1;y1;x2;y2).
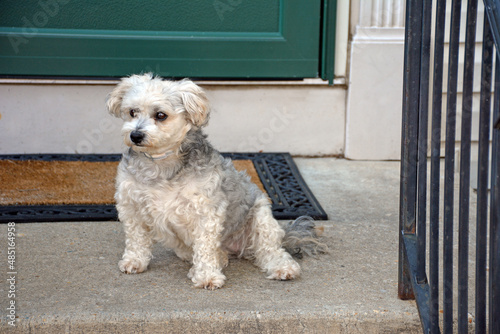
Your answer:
155;112;168;121
129;109;138;118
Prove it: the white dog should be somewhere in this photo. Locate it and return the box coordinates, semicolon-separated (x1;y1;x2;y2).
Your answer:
106;74;324;290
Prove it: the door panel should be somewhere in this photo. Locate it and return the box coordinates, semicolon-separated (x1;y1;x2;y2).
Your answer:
0;0;323;79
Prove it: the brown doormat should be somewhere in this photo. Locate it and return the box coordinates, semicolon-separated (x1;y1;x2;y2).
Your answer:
0;160;264;206
0;153;327;223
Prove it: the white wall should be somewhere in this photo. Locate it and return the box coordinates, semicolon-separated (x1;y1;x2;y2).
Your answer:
0;83;346;156
345;0;405;160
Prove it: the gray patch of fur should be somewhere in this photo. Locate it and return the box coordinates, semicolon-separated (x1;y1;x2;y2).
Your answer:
120;128;262;245
282;216;328;258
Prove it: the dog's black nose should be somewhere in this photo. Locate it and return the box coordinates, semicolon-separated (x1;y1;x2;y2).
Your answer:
130;131;145;144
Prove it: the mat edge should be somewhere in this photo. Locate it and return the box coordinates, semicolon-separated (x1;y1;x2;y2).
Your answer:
0;153;328;223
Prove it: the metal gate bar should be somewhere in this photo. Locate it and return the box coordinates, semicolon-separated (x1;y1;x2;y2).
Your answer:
457;0;477;332
475;9;493;333
399;0;500;332
429;0;447;331
442;1;462;331
490;50;500;333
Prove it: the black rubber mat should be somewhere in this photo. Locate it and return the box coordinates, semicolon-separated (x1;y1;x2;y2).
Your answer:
0;153;327;223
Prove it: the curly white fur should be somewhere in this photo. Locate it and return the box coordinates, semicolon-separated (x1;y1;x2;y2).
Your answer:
107;74;319;290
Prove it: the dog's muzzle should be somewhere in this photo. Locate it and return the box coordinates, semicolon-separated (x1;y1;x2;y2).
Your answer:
130;131;145;145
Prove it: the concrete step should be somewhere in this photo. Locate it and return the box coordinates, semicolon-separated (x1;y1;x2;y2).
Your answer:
0;159;421;333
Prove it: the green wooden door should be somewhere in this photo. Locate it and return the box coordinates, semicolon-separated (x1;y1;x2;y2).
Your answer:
0;0;334;80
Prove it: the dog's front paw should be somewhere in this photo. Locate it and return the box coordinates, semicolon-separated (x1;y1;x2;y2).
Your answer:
266;260;301;281
119;258;148;274
189;269;226;290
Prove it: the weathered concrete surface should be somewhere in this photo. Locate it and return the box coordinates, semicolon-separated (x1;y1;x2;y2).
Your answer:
0;158;421;333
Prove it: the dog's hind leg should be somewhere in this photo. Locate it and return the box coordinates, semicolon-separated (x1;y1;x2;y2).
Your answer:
248;196;301;280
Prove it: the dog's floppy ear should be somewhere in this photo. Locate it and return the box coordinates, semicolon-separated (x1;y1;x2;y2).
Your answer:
106;74;153;117
176;79;210;127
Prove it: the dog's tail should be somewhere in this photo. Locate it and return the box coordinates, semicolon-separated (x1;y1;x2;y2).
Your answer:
282;216;328;258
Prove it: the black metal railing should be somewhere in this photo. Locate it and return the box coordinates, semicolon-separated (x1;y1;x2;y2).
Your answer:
399;0;500;333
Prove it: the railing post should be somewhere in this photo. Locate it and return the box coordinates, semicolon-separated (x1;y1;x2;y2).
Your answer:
442;0;462;331
429;0;447;331
457;1;478;333
399;0;422;300
416;0;432;287
474;8;494;333
490;53;500;334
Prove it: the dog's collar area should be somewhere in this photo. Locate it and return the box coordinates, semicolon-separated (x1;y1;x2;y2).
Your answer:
142;151;174;161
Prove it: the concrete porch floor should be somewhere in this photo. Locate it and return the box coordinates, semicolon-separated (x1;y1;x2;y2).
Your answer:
0;158;422;333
